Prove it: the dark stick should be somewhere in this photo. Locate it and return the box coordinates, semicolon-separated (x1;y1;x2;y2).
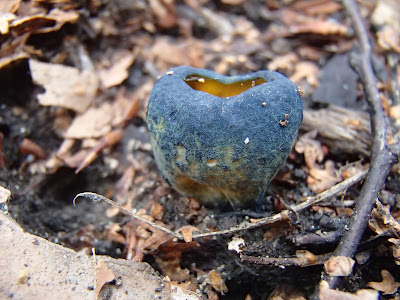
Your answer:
317;0;399;291
241;252;331;267
388;53;400;105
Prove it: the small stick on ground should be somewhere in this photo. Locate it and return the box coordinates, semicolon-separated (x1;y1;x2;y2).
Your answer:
191;169;368;239
316;0;400;291
74;170;367;242
73;192;183;240
241;252;332;267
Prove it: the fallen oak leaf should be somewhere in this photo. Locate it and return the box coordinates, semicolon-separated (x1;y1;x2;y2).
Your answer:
98;51;136;89
367;270;400;295
29;59;98;113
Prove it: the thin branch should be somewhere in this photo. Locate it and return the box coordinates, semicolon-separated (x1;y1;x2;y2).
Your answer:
241;252;332;267
73;192;183;239
292;230;343;246
74;170;367;242
388;53;400;105
191;169;367;239
318;0;399;290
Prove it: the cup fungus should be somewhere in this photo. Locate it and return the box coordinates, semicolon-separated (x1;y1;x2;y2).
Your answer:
147;66;303;208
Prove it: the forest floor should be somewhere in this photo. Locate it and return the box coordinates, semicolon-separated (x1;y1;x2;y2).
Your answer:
1;0;400;299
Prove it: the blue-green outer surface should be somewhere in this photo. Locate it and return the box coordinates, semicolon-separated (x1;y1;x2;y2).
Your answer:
147;66;303;208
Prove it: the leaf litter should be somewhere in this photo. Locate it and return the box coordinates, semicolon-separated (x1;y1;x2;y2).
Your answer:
1;0;400;299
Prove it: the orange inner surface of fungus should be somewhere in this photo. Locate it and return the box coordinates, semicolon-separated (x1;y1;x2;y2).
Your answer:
184;75;266;97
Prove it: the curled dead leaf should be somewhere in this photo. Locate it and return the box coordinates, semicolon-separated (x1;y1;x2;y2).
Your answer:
295;130;324;169
307;160;341;193
367;270;400;295
324;256;355;277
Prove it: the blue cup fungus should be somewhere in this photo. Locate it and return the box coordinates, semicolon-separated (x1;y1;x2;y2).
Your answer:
147;66;303;208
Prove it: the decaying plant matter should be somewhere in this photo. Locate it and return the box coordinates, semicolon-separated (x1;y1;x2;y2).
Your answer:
2;0;400;298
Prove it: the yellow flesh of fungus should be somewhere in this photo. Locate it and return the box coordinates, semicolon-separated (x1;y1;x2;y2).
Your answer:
184;75;266;97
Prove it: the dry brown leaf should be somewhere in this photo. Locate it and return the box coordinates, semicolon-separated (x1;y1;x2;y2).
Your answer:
177;225;200;243
221;0;245;4
280;9;350;36
295;130;324;169
375;200;400;234
369;209;388;235
208;270;228;294
268;53;298;72
8;8;79;35
389;104;400;120
105;224;126;245
56;149;89;169
324;256;355;277
290;61;319;87
0;52;29;69
371;0;400;30
307;160;341;193
367;270;400;295
233;16;261;45
98;51;136;89
29;60;98;113
149;0;177;28
295;250;317;265
74;129;123;173
157;240;200;261
156;257;190;282
291;0;342;16
151;37;204;69
319;280;378;300
110;90;140;126
377;26;400;53
95;260;115;299
63;103;112;139
150;202;164;220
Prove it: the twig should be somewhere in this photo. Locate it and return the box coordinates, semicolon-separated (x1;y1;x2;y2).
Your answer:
293;230;343;246
74;170;367;242
191;169;367;239
240;252;332;267
388;53;400;105
73;192;183;239
317;0;400;290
